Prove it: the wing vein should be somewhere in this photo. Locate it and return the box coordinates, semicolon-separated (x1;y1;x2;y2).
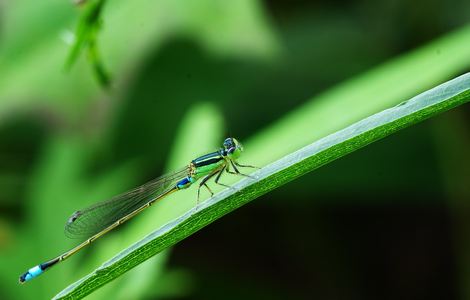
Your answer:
64;166;189;240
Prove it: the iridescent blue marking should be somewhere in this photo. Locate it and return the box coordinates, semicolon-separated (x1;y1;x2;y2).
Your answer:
176;176;195;189
21;265;43;282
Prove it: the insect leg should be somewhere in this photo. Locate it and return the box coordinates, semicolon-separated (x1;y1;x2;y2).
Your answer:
230;160;256;179
234;161;260;169
197;169;221;204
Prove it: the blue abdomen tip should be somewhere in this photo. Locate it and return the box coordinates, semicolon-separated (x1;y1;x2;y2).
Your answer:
19;265;43;283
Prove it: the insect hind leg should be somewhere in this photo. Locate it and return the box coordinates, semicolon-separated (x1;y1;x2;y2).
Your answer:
197;170;221;205
215;166;238;191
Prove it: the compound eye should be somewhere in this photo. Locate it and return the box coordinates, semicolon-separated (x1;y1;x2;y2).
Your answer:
223;138;234;149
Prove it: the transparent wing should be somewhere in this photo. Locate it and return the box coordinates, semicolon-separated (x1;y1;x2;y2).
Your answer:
64;167;189;240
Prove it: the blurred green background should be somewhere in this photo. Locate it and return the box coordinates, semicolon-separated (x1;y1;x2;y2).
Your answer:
1;0;470;299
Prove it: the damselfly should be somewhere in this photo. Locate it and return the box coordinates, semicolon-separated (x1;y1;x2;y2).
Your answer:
19;137;255;283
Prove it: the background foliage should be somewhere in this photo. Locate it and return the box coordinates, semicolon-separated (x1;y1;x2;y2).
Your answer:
0;0;469;299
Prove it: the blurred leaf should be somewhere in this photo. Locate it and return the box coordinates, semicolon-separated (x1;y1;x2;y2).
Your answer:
53;73;470;300
65;0;111;87
0;0;278;122
243;25;470;167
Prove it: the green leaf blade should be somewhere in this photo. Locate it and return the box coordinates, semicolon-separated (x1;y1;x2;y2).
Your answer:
53;73;470;299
